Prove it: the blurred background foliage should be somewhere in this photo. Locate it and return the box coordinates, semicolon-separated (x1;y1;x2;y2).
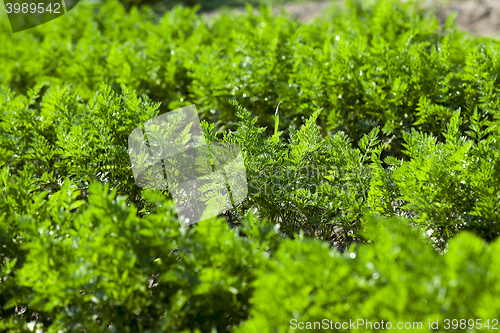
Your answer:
101;0;328;12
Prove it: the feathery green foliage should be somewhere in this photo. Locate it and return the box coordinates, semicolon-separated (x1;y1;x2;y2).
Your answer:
1;0;500;331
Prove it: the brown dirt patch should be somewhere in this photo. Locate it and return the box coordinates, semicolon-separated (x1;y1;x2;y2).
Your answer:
203;0;500;37
432;0;500;37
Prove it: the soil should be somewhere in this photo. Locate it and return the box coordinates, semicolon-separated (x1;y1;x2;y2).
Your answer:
203;0;500;38
431;0;500;37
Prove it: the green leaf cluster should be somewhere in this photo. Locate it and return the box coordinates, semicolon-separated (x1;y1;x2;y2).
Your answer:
2;0;500;152
2;0;500;330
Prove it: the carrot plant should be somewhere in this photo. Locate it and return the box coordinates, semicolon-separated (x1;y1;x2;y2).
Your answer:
1;0;500;331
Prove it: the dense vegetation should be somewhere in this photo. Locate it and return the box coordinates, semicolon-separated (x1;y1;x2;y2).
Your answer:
1;0;500;331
